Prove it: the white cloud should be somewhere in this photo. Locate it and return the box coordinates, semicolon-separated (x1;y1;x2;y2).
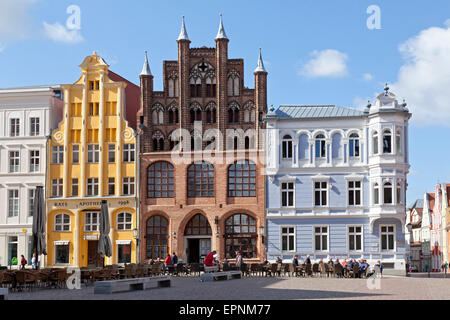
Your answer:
300;49;348;78
0;0;36;50
391;21;450;126
362;73;373;81
43;22;84;44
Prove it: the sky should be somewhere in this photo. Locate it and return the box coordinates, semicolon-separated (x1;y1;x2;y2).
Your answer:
0;0;449;204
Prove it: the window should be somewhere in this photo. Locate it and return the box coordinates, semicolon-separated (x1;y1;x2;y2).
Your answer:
123;177;135;196
205;104;216;124
89;80;100;90
87;145;100;163
373;183;380;205
348;180;362;206
72;178;79;197
52;146;64;164
85;212;99;232
30;117;40;136
10;118;20;137
225;214;257;259
118;244;132;264
147;162;174;198
187;161;214;197
281;182;294;207
168;78;178;98
28;189;35;216
152;104;164;125
205;77;216;97
383;182;393;204
8;189;19;217
72;145;79;164
108;144;115;163
71;103;82;116
348;226;362;251
383;130;392;154
396;182;402;205
29;150;39;172
71;129;81;143
89;102;99;116
281;227;295;251
52;179;63;197
86;178;99;196
184;214;212;235
314;181;328;206
227;72;240;96
117;212;132;230
55;244;70;264
9;151;20;172
190;77;201;97
349;133;360;158
381;225;395;251
315;134;326;158
146;215;168;259
168;107;179;124
8;236;18;266
108;178;115;196
396;129;402;155
282;135;293;159
123;144;135;162
314;226;328;251
228;160;256;197
372;131;379;155
55;213;71;232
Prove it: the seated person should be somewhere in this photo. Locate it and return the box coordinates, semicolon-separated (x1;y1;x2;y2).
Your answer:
204;250;216;267
292;255;299;266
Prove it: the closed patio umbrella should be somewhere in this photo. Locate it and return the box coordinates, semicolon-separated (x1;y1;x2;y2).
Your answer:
98;200;112;263
32;186;47;269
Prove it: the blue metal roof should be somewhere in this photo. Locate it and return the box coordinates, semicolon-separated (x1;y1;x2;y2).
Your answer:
408;199;424;210
275;105;365;119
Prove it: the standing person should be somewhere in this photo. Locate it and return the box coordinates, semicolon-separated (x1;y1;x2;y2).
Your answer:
31;253;37;270
292;255;299;266
172;252;178;265
236;252;243;269
20;255;27;270
164;253;172;267
444;261;448;277
204;250;216;267
305;255;311;265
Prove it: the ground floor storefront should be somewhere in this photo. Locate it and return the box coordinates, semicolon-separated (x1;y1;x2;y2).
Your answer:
0;227;33;268
46;197;137;268
265;216;407;275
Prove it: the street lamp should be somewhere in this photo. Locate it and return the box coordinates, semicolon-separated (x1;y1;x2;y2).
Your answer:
133;228;139;246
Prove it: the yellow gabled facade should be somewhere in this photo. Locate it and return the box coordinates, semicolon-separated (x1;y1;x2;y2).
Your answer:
46;52;137;267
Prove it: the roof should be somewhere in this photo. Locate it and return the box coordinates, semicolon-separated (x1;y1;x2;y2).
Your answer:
177;16;189;41
215;14;228;39
254;48;267;73
275;105;365;119
427;193;435;211
408;199;424;210
0;85;61;94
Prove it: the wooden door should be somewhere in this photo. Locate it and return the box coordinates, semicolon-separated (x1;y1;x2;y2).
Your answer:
87;240;104;267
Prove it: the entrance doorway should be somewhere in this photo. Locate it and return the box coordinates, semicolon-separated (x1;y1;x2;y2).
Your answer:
87;240;104;267
186;238;211;263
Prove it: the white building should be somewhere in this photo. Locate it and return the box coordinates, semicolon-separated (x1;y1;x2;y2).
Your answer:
0;86;63;268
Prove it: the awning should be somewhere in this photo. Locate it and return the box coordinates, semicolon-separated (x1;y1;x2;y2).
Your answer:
116;240;132;245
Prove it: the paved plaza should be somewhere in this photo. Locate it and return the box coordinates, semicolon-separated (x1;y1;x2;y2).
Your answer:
7;274;450;300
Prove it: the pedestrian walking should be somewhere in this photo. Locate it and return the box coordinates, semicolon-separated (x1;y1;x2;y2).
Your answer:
20;255;27;270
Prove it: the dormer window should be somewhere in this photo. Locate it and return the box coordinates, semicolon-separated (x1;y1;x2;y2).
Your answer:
89;81;100;91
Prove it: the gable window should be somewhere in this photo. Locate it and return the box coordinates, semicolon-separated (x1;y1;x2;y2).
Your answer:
349;133;360;158
314;181;328;206
228;160;256;197
383;182;393;204
348;226;362;251
205;77;216;97
147;162;174;198
9;151;20;173
152;104;164;125
381;225;395;251
55;213;71;232
227;71;240;97
8;189;19;217
123;144;135;162
117;212;132;231
281;182;294;207
29;150;40;172
85;212;99;232
281;227;295;251
372;131;379;155
282;135;293;159
348;180;362;206
187;161;214;197
52;146;64;164
314;226;328;251
10;118;20;137
315;134;326;158
383;130;392;154
30;117;40;136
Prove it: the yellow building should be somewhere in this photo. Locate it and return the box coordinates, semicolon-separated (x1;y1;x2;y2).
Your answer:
46;52;139;267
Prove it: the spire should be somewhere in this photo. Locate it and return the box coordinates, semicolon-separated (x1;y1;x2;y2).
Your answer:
177;16;189;41
215;13;228;40
254;48;267;73
140;51;152;76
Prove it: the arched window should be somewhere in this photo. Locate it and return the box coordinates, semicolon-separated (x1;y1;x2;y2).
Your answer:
167;71;178;97
205;102;216;124
228;160;256;197
152;131;165;152
243;101;255;123
147;161;174;198
187;161;214;197
151;104;164;125
159;138;164;151
315;134;326;158
190;77;201;97
228;102;240;123
225;214;257;259
205;76;216;97
349;133;360;158
184;214;212;235
383;182;393;204
383;130;392;154
117;212;132;230
190;103;202;123
282;135;293;159
146;215;168;259
372;131;379;155
374;183;380;205
227;70;240;96
396;182;402;204
55;213;70;232
168;104;179;124
396;129;402;155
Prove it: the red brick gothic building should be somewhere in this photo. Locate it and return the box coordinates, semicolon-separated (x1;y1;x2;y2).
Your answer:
138;16;267;264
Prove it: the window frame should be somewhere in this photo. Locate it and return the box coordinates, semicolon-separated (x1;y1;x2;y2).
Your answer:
281;226;296;252
315;134;326;159
86;177;99;197
313;225;329;252
347;225;363;252
147;161;175;198
84;211;99;232
187;161;214;198
87;144;100;163
51;178;63;198
8;189;19;217
9;150;20;173
347;179;362;206
349;133;360;158
123;144;135;163
117;212;133;231
380;224;396;251
280;181;295;208
29;117;40;136
52;146;64;164
29;150;40;173
123;177;135;196
313;180;328;207
54;213;71;232
10;118;20;137
228;160;257;197
281;135;293;160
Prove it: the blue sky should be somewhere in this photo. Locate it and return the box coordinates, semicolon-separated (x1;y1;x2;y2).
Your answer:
1;0;449;203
